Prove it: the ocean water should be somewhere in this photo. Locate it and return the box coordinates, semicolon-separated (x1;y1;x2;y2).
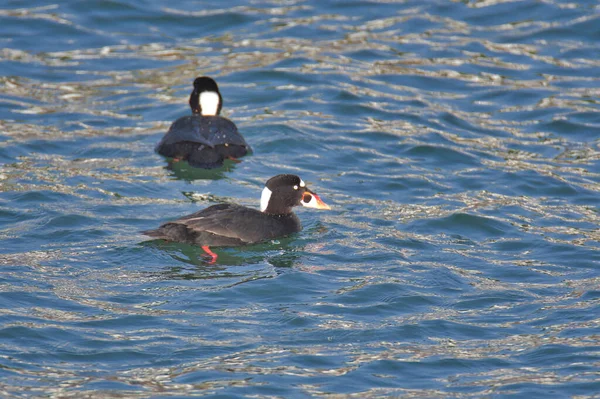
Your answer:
1;0;599;397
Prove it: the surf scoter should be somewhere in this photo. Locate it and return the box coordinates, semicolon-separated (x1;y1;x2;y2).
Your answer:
155;76;250;169
142;174;330;262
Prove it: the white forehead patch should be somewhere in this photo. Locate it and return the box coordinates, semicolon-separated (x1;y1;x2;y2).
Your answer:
299;179;305;188
199;91;220;116
260;186;272;212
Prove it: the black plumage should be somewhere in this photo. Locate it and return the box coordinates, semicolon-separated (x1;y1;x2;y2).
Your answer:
143;203;302;247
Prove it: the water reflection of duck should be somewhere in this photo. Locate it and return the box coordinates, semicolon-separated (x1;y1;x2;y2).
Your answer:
164;156;233;182
145;236;300;270
142;174;330;263
156;77;251;169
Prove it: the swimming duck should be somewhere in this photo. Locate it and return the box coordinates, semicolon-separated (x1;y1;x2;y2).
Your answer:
155;76;250;168
142;174;330;262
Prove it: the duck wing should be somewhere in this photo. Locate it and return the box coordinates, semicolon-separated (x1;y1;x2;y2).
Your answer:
143;204;302;247
198;116;249;148
157;116;215;148
174;204;271;244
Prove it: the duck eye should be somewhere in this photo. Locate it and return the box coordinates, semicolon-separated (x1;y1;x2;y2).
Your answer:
293;185;298;190
303;194;312;203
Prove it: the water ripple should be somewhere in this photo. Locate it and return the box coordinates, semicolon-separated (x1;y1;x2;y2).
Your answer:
1;0;600;397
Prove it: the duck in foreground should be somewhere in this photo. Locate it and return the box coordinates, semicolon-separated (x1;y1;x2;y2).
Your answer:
155;76;250;169
142;174;330;263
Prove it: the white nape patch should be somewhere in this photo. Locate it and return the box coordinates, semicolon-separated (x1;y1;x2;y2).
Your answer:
260;186;272;212
199;91;220;116
299;179;306;188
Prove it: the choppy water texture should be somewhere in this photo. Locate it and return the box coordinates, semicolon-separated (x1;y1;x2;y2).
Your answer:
1;0;600;397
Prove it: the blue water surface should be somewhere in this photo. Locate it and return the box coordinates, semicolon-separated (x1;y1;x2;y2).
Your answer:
1;0;599;397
